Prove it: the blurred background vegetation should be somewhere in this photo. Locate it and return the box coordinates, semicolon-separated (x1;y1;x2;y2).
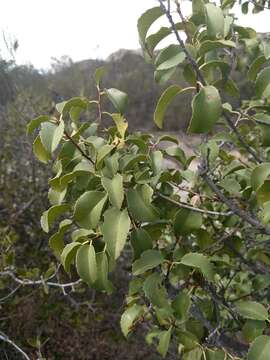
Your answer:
0;39;251;358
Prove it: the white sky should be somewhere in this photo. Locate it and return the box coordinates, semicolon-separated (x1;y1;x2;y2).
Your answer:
0;0;269;70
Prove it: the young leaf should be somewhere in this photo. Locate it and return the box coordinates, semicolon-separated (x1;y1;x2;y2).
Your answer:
101;208;130;260
94;66;106;86
101;174;124;209
73;191;107;229
180;252;214;281
120;304;144;337
105;88;128;114
188;85;222;133
235;301;268;321
76;243;97;285
132;249;163;275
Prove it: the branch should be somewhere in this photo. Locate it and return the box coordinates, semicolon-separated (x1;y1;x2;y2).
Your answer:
159;0;262;164
157;192;233;217
223;112;262;163
198;161;270;235
64;130;94;165
0;331;30;360
0;270;82;289
158;0;206;85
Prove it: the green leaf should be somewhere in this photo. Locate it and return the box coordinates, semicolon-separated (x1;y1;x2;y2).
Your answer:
120;304;144;337
94;66;106;86
255;67;270;99
105;88;128;114
74;191;107;229
154;85;193;128
111;113;128;139
157;327;172;358
27;115;49;135
143;272;169;308
61;242;81;273
235;301;268;321
155;45;185;71
205;3;224;40
40;121;64;153
248;56;267;81
49;219;72;257
180;252;214;281
146;26;171;54
40;204;70;233
137;7;164;45
200;60;230;78
188;86;222;133
59;97;88;115
96;144;115;168
72;228;94;242
94;251;114;294
172;292;191;321
132;249;164;275
251;163;270;191
174;208;203;235
256;113;270;146
183;347;203;360
248;335;270;360
101;208;130;260
130;228;153;259
243;320;266;342
76;243;97;285
33;135;51;163
199;40;235;56
127;185;159;222
101;174;124;209
263;42;270;60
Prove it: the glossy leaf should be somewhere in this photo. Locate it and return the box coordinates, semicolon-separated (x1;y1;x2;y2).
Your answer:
76;243;97;285
40;121;64;153
33;135;51;163
154;85;193;128
73;191;107;229
188;86;222;133
101;207;130;260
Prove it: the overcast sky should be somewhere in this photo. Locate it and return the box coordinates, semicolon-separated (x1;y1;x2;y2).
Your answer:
0;0;269;70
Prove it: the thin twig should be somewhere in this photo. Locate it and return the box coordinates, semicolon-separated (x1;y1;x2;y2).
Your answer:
0;331;30;360
158;0;206;85
158;192;233;217
64;130;94;165
0;270;82;289
199;161;270;235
